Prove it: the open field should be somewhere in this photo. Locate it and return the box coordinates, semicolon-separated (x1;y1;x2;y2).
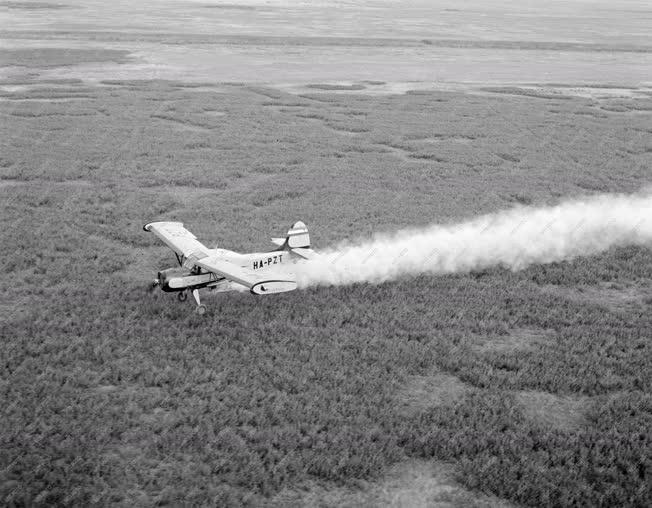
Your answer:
1;0;652;84
1;0;652;506
1;77;651;506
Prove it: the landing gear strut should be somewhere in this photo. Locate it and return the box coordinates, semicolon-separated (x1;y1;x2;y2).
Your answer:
192;289;206;315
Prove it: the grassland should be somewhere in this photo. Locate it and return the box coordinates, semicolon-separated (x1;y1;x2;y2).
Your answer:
1;78;651;506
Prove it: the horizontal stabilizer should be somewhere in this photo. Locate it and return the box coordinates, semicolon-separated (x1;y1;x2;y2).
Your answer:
291;247;317;260
271;237;285;247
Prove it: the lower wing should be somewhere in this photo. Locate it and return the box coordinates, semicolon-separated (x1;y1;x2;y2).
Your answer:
195;256;296;295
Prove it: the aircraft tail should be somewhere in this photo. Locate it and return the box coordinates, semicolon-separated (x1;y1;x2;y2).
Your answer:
286;221;310;248
271;221;314;257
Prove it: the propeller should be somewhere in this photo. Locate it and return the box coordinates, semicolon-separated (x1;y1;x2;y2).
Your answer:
148;279;160;293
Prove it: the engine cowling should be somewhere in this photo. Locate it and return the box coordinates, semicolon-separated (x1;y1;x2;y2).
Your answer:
157;267;192;291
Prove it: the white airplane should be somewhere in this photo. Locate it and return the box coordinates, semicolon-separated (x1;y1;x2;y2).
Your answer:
144;221;315;314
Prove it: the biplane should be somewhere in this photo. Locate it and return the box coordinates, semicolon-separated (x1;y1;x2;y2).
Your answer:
144;221;315;314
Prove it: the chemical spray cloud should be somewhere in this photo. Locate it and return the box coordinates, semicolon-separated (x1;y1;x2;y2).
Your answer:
293;191;652;288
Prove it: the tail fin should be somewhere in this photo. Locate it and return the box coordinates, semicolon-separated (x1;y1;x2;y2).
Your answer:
271;221;310;250
286;221;310;248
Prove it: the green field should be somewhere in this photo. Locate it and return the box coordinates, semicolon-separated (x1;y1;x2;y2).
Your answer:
1;79;651;506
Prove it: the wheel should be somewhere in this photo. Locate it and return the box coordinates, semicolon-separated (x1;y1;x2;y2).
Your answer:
177;291;187;302
196;304;207;315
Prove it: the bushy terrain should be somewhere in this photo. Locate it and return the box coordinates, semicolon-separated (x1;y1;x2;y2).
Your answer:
1;79;651;506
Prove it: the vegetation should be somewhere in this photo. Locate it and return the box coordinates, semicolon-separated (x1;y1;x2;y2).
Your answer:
1;79;650;506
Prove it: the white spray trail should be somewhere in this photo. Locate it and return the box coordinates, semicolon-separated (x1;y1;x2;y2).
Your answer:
293;191;652;288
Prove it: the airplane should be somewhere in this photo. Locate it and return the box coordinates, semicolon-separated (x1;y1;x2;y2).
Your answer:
144;220;315;314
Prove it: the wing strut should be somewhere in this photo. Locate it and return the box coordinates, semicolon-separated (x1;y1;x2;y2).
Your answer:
192;289;206;315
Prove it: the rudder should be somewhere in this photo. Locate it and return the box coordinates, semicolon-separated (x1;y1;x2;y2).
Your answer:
286;221;310;249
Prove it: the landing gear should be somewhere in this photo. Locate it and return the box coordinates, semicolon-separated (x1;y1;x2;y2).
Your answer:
192;289;206;315
176;289;207;314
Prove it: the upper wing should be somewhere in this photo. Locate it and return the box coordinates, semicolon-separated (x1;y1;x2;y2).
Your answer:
290;247;317;260
143;222;210;259
195;255;296;295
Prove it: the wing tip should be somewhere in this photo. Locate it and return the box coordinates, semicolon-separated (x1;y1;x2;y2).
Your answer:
250;280;297;295
143;221;184;232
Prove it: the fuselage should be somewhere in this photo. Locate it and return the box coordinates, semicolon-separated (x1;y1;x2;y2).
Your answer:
157;248;295;293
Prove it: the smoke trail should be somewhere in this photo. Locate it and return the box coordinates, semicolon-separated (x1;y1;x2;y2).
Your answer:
293;191;652;288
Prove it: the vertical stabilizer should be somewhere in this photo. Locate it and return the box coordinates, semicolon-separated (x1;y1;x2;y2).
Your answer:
271;221;311;251
287;221;310;248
